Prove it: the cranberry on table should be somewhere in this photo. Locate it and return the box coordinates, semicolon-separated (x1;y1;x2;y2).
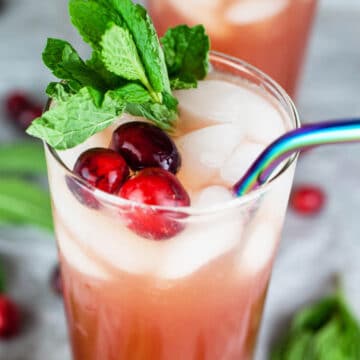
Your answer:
18;105;43;129
0;295;21;339
119;168;190;240
74;148;130;194
290;185;325;215
5;92;30;119
111;122;181;174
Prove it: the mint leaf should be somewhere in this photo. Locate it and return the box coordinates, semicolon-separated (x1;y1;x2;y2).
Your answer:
101;24;149;86
0;143;47;175
46;82;75;102
110;0;171;94
69;0;123;49
42;38;105;90
271;292;360;360
161;25;210;89
86;51;123;89
0;178;53;231
110;84;151;104
26;87;125;150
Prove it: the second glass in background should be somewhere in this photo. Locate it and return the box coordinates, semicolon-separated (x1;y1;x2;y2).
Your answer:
148;0;317;97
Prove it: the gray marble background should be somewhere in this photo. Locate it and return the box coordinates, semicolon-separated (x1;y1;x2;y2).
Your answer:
0;0;359;359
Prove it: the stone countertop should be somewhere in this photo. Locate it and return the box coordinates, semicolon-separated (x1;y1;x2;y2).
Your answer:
0;0;359;359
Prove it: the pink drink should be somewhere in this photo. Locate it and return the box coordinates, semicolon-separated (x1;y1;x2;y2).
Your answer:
45;54;299;359
148;0;317;97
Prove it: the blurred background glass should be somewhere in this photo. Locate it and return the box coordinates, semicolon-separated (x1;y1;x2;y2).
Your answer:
0;0;359;359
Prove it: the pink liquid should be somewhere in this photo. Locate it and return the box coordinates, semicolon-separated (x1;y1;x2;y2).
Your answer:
60;238;272;359
149;0;317;96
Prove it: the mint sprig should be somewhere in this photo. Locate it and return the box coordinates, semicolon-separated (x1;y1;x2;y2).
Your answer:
26;0;210;150
271;289;360;360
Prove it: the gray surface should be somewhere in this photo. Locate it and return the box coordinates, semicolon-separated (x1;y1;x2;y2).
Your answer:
0;0;359;359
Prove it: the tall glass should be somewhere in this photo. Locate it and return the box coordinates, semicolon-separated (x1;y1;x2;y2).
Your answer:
148;0;317;97
45;53;299;359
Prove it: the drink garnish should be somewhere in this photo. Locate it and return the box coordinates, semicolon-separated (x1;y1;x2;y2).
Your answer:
26;0;210;150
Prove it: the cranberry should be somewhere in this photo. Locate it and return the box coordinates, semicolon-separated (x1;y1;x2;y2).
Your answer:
290;185;325;215
111;122;181;174
18;105;43;129
50;264;63;296
119;168;190;240
74;148;130;194
5;92;30;119
0;295;21;338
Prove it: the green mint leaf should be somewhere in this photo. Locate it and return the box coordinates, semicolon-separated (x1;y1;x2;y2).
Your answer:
86;51;123;89
26;87;125;150
42;38;105;90
69;0;123;49
161;24;210;89
0;143;47;175
110;83;152;104
271;292;360;360
110;0;171;94
170;77;197;90
0;178;53;232
46;82;75;102
101;24;150;87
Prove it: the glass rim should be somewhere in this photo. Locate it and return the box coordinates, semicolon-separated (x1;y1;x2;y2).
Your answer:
46;51;301;216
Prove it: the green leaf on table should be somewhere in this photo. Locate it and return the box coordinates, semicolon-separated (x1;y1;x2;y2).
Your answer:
0;178;53;231
42;38;106;91
161;24;210;90
271;291;360;360
0;143;47;175
69;0;124;49
26;87;125;150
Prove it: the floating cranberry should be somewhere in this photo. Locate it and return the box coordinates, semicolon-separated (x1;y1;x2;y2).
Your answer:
74;148;130;194
0;295;21;339
119;168;190;240
18;105;43;129
5;92;30;119
111;122;181;174
50;264;63;296
290;185;325;215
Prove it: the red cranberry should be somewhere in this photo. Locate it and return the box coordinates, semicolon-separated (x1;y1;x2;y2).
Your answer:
50;264;63;296
18;105;43;129
290;185;325;215
74;148;130;194
0;295;21;338
5;92;30;119
119;168;190;240
111;122;181;174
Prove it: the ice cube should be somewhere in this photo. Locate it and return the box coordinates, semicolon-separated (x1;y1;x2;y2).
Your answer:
176;124;244;190
225;0;289;25
175;80;249;130
240;221;279;274
221;142;265;186
168;0;225;35
193;186;234;208
55;221;108;279
158;218;243;279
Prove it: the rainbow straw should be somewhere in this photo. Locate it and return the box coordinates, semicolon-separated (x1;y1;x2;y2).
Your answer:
234;119;360;196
